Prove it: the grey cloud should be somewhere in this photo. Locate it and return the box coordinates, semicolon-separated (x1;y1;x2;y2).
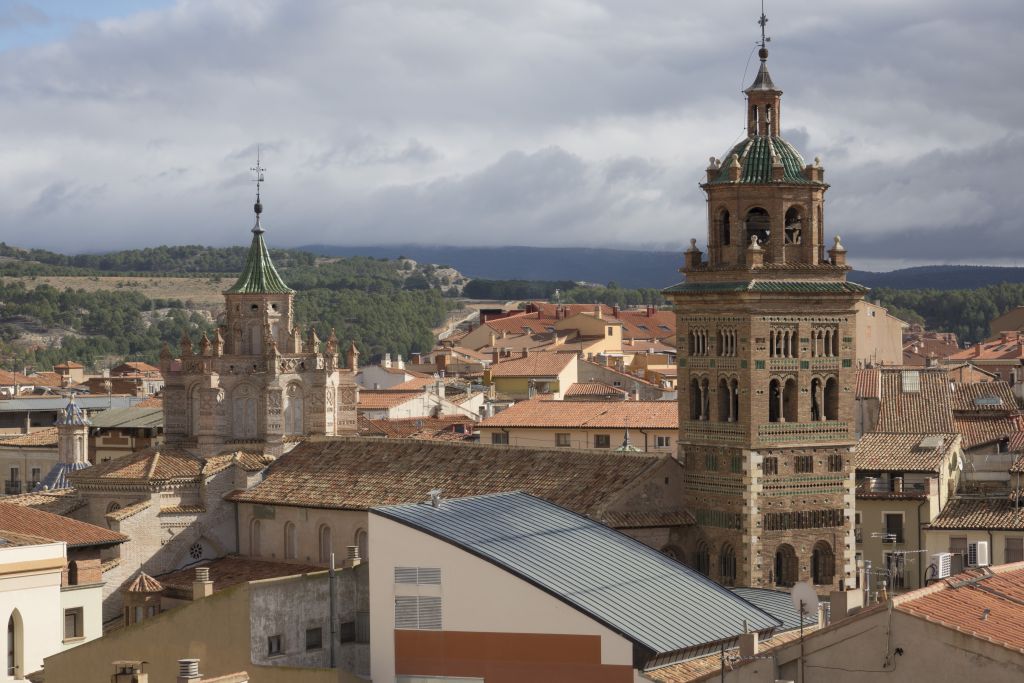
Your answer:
0;3;47;30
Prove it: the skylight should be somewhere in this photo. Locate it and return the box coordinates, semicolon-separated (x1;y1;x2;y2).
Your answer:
901;370;920;393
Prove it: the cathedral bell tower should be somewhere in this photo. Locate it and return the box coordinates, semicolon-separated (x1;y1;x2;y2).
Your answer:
160;158;359;457
664;16;864;592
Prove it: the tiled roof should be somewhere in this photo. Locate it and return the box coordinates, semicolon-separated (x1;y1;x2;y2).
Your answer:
480;399;677;429
356;390;422;410
950;381;1018;413
107;500;151;521
895;562;1024;653
72;446;204;482
0;370;40;386
55;361;84;369
578;358;663;389
112;361;161;375
647;627;810;682
0;427;59;447
3;489;85;516
855;433;957;473
26;371;64;387
126;572;164;593
359;416;475;439
155;555;322;598
227;437;669;521
225;224;294;295
134;397;163;409
0;502;127;548
949;333;1024;362
388;377;434;391
204;450;274;475
36;461;91;491
663;280;868;295
954;414;1024;450
489;351;576;378
707;135;812;185
1012;454;1024;474
876;367;955;433
854;368;880;400
928;496;1024;530
564;382;628;399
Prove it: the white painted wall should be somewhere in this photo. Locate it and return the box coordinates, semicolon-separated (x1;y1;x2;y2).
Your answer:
59;583;104;651
0;542;65;681
369;513;634;683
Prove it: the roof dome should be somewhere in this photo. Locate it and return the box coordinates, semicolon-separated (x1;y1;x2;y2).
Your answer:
55;396;90;426
707;136;812;186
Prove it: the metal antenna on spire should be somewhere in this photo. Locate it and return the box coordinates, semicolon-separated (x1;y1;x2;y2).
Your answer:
250;148;266;233
758;0;770;50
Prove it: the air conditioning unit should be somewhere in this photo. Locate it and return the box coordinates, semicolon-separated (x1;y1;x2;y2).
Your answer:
932;552;952;579
968;541;990;567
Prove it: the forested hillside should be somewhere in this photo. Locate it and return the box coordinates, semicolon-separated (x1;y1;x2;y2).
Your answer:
872;283;1024;344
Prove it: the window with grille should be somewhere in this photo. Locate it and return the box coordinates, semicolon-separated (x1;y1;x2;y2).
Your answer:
730;455;743;473
794;455;813;473
1006;537;1023;563
705;453;718;471
827;454;844;472
763;456;778;476
395;567;441;585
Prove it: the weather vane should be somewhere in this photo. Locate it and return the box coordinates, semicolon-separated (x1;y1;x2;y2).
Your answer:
250;147;266;203
758;0;770;49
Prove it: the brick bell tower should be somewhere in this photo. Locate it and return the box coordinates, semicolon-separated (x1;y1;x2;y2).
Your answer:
664;15;864;592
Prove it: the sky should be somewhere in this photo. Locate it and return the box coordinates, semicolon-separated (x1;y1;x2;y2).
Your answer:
0;0;1021;271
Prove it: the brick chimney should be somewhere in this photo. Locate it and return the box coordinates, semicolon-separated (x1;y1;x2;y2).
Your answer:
176;659;201;683
192;567;213;601
612;305;620;317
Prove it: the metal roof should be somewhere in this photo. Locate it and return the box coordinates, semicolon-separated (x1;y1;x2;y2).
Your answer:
0;396;144;412
371;491;781;659
730;587;818;632
87;406;163;430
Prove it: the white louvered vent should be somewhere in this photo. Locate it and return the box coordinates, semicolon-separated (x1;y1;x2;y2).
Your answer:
395;596;419;629
394;567;418;584
394;566;441;585
394;596;443;630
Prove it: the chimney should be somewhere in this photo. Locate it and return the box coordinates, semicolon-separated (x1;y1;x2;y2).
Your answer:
491;349;500;365
612;305;620;317
522;348;530;358
595;305;603;320
396;354;405;370
345;545;362;569
892;476;904;494
192;567;213;600
739;631;759;658
974;344;982;358
647;305;655;317
176;659;201;683
383;353;392;369
411;353;422;364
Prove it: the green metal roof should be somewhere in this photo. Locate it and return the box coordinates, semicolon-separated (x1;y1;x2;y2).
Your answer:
708;135;813;185
663;280;869;295
226;227;294;295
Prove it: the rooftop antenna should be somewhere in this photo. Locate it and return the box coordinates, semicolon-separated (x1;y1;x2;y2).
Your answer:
250;147;266;234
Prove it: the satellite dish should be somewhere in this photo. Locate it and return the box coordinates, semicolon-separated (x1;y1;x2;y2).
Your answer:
790;582;818;619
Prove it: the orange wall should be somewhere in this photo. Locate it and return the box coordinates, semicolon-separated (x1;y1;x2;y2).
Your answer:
395;630;634;683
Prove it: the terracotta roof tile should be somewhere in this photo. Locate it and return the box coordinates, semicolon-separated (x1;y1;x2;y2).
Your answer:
227;437;668;518
126;572;164;593
489;351;577;378
480;399;677;429
73;446;204;482
949;333;1024;362
578;358;662;389
895;562;1024;653
357;390;423;410
107;500;150;521
855;432;957;472
1012;454;1024;474
0;502;126;548
0;427;59;447
564;382;628;399
854;368;879;400
950;381;1018;414
928;496;1024;530
876;367;955;433
155;555;321;598
134;397;163;408
955;414;1024;450
647;628;811;682
3;489;86;515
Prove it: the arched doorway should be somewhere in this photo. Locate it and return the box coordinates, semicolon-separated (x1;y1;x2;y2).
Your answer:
812;541;836;586
774;544;798;587
7;610;22;678
318;524;333;565
824;377;839;421
783;378;798;423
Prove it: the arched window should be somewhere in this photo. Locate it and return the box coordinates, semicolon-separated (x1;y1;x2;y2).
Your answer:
187;384;202;436
689;378;702;421
250;519;262;557
695;541;711;577
774;544;798;587
7;610;22;678
284;522;297;560
284;383;304;436
355;529;368;562
717;378;731;422
784;206;803;245
745;208;771;247
783;378;798;423
769;379;782;423
810;377;823;421
824;377;839;421
720;209;731;246
68;561;79;586
730;378;740;422
232;384;258;439
699;378;710;421
318;525;333;565
720;544;737;586
812;541;836;585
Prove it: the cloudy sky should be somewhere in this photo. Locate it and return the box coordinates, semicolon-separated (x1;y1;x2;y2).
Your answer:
0;0;1021;270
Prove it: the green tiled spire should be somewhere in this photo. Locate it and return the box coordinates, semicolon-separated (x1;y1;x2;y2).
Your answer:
226;162;294;295
707;136;811;185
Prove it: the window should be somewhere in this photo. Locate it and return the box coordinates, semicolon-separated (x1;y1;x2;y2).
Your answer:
63;608;83;640
827;453;844;472
763;456;778;476
1006;537;1023;563
250;519;262;557
730;454;743;473
267;634;283;656
655;435;671;449
355;529;368;562
318;525;332;564
490;432;508;445
719;545;737;586
305;627;323;651
884;513;904;544
705;452;718;471
594;434;611;449
794;455;814;473
555;433;571;447
284;522;297;560
607;326;614;336
30;468;40;486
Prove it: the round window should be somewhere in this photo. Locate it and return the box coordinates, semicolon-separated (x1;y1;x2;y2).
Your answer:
189;543;203;561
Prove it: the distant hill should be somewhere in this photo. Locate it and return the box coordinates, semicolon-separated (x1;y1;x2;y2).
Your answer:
302;244;1024;291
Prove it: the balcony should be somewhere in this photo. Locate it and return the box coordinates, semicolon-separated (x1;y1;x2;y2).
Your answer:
4;481;22;495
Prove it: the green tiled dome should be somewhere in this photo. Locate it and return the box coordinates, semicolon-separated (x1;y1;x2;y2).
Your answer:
226;224;294;295
709;136;812;185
